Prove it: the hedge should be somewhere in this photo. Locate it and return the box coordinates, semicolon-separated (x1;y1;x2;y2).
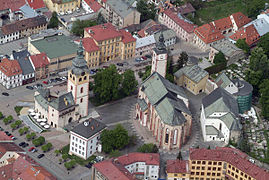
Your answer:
205;62;227;75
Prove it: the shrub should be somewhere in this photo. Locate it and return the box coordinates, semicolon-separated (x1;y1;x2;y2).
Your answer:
10;123;17;130
0;112;3;119
14;106;23;115
137;143;158;153
15;120;22;127
205;62;227;75
18;128;24;135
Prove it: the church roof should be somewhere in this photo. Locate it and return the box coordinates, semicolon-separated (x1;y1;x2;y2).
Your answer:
71;41;89;76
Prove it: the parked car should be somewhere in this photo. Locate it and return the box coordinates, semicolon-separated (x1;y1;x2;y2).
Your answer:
2;92;9;96
42;81;48;84
4;131;9;134
32;148;38;153
28;147;35;152
116;63;124;66
0;127;4;131
123;62;129;66
26;86;34;90
135;57;142;62
95;156;104;162
22;143;29;148
141;56;147;60
60;76;67;81
19;142;26;146
37;154;45;159
55;77;62;82
85;162;93;169
11;136;16;140
7;133;11;136
90;70;96;75
145;54;152;59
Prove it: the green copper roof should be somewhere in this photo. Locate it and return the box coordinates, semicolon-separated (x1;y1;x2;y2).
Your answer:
35;94;49;111
215;73;233;89
174;64;208;83
206;125;219;135
137;99;148;112
31;35;77;59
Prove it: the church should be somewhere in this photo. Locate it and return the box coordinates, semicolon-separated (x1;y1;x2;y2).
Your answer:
34;41;90;130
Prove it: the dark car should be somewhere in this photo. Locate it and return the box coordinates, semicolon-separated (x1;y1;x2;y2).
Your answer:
141;56;147;60
26;86;34;90
36;83;43;87
90;70;96;75
55;77;62;82
2;92;9;96
19;142;26;146
4;131;9;134
37;154;45;159
145;54;152;59
116;63;124;66
85;162;93;169
22;143;29;148
7;133;12;136
0;127;3;131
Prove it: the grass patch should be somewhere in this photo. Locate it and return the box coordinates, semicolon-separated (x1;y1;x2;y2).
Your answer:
14;106;23;115
60;144;70;154
27;115;44;132
109;150;122;158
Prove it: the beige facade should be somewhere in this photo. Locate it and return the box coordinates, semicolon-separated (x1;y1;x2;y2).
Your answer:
20;24;47;38
120;41;136;60
85;51;100;67
48;53;77;72
44;0;81;14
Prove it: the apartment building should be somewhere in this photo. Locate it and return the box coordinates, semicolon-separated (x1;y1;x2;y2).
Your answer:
167;147;269;180
103;0;140;28
43;0;80;14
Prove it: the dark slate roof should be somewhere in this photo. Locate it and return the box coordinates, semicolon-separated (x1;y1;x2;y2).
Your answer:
12;49;34;75
154;32;167;54
71;41;89;76
71;118;107;139
49;92;75;111
232;79;253;96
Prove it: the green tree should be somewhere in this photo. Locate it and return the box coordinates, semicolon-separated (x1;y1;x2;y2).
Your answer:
59;158;63;164
3;118;9;125
249;47;269;74
15;120;22;127
48;12;59;29
235;39;250;54
247;0;266;18
71;19;97;36
10;123;17;130
213;52;226;64
47;143;53;150
165;73;174;83
38;136;45;145
18;128;24;136
136;0;156;23
62;154;69;162
23;127;29;134
259;80;269;119
7;115;13;121
142;66;152;81
70;160;76;168
33;139;41;147
245;70;263;95
100;129;114;153
113;124;129;149
121;70;138;96
137;143;158;153
0;112;3;119
258;32;269;57
64;162;72;170
97;13;106;24
41;144;49;152
178;51;188;69
55;150;60;156
177;151;182;160
93;65;122;104
30;132;36;139
26;134;32;141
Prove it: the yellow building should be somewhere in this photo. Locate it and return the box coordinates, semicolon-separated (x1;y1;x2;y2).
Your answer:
166;147;269;180
82;23;136;67
174;60;209;95
44;0;81;14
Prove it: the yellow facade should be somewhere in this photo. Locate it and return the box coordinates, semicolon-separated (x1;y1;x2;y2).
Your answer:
85;51;100;67
44;0;80;14
120;41;135;60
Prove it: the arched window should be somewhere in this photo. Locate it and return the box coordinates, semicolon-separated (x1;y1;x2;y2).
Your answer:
69;74;72;78
70;85;73;91
84;76;87;80
73;77;75;81
165;128;169;144
80;98;83;103
79;77;82;82
80;87;83;93
173;129;178;145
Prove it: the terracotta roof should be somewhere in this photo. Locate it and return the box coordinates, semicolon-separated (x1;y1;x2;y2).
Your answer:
189;147;269;180
0;142;24;158
1;15;47;35
231;12;252;29
76;37;100;53
117;153;160;166
84;23;122;42
29;53;49;69
261;9;269;14
137;20;158;37
229;24;260;46
213;17;232;31
177;3;196;15
0;0;26;12
0;164;14;180
26;0;46;10
0;58;22;77
119;29;136;44
163;9;197;33
166;160;189;173
94;159;136;180
84;0;102;12
0;131;13;142
194;23;225;44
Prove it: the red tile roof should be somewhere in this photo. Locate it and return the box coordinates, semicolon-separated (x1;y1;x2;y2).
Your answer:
0;58;22;77
177;3;196;15
0;131;13;142
29;53;50;69
117;153;160;166
229;24;260;46
94;159;136;180
85;23;122;42
26;0;46;10
0;0;26;12
0;142;24;158
119;29;136;44
80;37;100;52
194;23;225;44
163;9;197;33
189;147;269;180
231;12;252;29
84;0;102;12
166;160;189;173
213;17;232;31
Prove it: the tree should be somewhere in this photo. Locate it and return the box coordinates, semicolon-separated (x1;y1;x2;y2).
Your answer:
178;51;188;69
247;0;266;18
113;124;129;150
42;144;49;152
47;143;53;150
249;47;269;74
59;158;63;164
15;120;22;127
136;0;156;23
3;118;10;125
100;129;114;153
121;70;138;96
177;151;182;160
142;66;151;81
62;154;69;162
93;65;122;104
23;127;29;134
18;128;24;136
38;136;45;145
258;32;269;57
235;39;250;54
10;123;17;130
259;80;269;119
30;132;36;139
0;112;3;119
64;162;72;170
213;52;226;64
55;150;60;156
71;19;97;36
7;115;13;121
137;143;158;153
165;74;174;83
97;13;106;25
26;134;32;141
48;12;59;29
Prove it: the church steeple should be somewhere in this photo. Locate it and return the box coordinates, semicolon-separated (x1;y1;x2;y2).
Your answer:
71;40;89;75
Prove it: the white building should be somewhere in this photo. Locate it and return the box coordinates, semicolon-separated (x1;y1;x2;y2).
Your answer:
154;29;177;47
0;58;23;89
135;35;156;57
81;0;102;14
200;87;242;144
69;118;106;159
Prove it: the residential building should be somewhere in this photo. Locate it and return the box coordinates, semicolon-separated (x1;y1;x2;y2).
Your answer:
135;35;156;57
29;53;50;80
11;50;35;85
0;15;47;44
176;3;196;17
158;8;197;42
209;39;245;65
151;33;168;77
69;118;106;159
174;60;209;95
136;72;192;150
103;0;140;28
137;22;167;37
43;0;80;14
0;0;27;22
200;87;242;144
26;0;47;11
81;0;102;13
154;29;177;47
92;152;160;180
82;23;136;67
34;42;90;129
215;73;253;113
126;19;157;35
166;147;269;180
193;12;251;51
28;34;77;73
0;58;23;89
0;142;24;167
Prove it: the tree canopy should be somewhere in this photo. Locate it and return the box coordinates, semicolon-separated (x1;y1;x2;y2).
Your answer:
71;19;97;36
121;70;138;96
136;0;156;23
178;51;188;69
259;80;269;119
213;52;226;64
137;143;158;153
246;0;267;18
48;12;59;29
249;47;269;77
235;39;250;54
258;32;269;58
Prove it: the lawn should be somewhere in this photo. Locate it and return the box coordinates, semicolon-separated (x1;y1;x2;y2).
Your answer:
14;106;23;115
193;0;248;25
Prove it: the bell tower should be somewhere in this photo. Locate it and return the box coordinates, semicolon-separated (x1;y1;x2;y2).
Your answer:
67;41;90;117
151;32;168;78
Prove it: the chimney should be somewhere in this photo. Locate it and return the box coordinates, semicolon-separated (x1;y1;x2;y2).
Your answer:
91;126;94;130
